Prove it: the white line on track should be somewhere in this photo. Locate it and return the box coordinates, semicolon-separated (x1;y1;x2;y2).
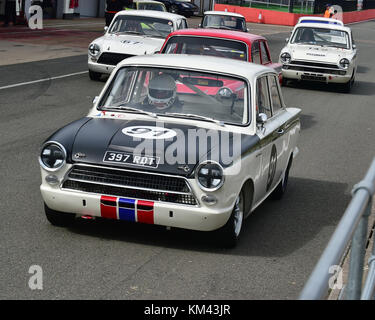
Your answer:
0;71;88;90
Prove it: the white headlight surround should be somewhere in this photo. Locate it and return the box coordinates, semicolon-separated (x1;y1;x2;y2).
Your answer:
339;58;350;69
280;52;291;64
88;43;101;57
39;141;67;172
195;161;225;192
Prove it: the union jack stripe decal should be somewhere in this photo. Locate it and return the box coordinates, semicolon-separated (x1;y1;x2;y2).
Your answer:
100;196;154;224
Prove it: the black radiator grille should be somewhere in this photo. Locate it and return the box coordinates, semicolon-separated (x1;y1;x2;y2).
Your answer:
290;60;339;69
97;53;133;66
61;165;197;205
62;180;197;205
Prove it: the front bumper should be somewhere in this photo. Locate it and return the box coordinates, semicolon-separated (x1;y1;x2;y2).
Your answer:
88;58;115;75
281;67;352;84
40;183;232;232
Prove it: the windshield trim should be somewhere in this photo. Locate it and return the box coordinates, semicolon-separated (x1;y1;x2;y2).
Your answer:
98;65;252;128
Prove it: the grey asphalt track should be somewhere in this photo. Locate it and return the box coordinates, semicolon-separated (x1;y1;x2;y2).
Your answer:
0;20;374;300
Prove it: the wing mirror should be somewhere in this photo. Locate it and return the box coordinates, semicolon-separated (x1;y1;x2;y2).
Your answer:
104;26;108;32
257;113;267;126
198;23;201;27
353;44;357;49
93;96;99;105
285;37;289;43
246;28;249;32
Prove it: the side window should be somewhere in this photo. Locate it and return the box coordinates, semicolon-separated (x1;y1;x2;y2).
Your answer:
260;41;270;64
256;76;272;118
182;19;188;29
268;75;283;115
251;41;261;64
177;19;182;30
351;31;355;48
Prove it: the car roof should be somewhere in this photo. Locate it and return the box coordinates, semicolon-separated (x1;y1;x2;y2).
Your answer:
115;9;183;20
167;28;265;43
204;10;245;18
295;17;350;32
297;16;344;26
117;54;275;79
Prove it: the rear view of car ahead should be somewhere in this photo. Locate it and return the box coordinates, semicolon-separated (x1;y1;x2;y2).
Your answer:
160;28;282;79
88;10;187;80
39;55;300;248
131;0;167;11
200;11;248;33
279;17;357;92
157;0;198;17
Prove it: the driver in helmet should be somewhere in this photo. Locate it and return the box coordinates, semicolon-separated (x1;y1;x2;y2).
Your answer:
142;73;183;111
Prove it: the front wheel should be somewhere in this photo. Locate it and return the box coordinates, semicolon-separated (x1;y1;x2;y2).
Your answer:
44;203;75;227
281;77;289;87
216;191;244;248
89;70;102;81
342;74;355;93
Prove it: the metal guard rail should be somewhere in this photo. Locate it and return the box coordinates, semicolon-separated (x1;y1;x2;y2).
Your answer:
300;157;375;300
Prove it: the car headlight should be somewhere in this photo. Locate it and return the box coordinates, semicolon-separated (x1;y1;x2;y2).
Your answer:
339;58;350;69
195;161;224;191
39;142;67;171
280;52;291;64
88;43;101;56
217;87;233;99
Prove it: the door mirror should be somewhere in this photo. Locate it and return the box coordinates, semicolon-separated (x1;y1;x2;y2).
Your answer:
353;44;357;49
246;28;250;32
257;113;267;125
285;38;289;43
104;26;108;32
198;23;201;27
93;96;99;105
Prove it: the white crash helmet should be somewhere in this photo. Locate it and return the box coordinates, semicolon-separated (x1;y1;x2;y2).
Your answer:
148;74;176;110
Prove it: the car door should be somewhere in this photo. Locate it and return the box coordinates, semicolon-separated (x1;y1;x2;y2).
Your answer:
254;74;286;201
253;74;274;203
267;73;290;185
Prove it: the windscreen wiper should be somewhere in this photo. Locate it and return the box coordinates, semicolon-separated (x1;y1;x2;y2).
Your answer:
105;105;158;118
164;112;225;127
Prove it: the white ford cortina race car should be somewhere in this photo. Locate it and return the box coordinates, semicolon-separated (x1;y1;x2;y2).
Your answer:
40;55;300;247
87;10;187;80
279;17;357;92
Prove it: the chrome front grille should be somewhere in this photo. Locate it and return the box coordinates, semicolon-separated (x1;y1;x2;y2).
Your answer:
285;60;346;75
61;165;197;205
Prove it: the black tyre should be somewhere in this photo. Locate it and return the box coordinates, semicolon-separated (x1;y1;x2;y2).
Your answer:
44;203;75;227
271;156;292;200
216;190;244;248
89;70;102;81
281;77;289;87
342;73;355;93
169;4;179;14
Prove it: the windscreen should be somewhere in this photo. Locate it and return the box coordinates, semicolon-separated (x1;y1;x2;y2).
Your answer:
291;27;350;49
100;67;249;125
109;15;173;38
162;36;247;61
